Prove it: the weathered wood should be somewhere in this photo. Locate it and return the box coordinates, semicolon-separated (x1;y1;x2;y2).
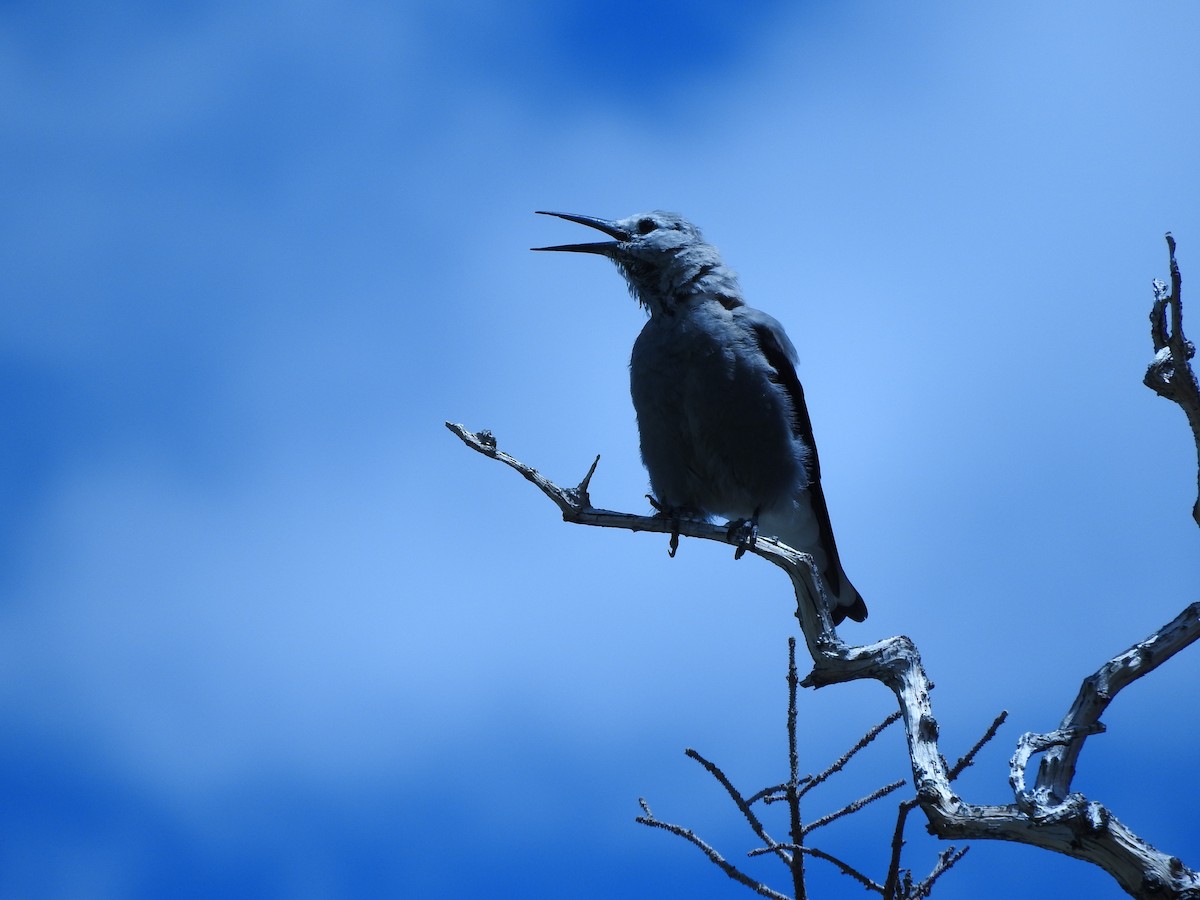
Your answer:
448;420;1200;898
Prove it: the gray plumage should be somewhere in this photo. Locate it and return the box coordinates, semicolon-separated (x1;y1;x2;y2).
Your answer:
533;210;867;624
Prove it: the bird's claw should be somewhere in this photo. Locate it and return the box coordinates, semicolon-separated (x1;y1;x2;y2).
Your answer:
727;517;759;560
647;494;683;557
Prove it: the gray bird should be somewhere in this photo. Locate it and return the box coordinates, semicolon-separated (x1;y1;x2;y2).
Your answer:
533;210;867;624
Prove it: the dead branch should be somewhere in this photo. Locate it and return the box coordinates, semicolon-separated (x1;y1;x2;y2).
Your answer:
803;780;906;836
801;709;902;797
636;798;791;900
1144;234;1200;527
1029;602;1200;810
913;847;970;898
684;748;791;868
448;420;1200;897
948;711;1008;781
884;712;1001;899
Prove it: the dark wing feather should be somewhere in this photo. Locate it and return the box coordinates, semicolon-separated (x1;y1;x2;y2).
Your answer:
750;318;865;621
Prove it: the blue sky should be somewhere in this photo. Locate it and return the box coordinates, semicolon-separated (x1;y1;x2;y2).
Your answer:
2;2;1199;897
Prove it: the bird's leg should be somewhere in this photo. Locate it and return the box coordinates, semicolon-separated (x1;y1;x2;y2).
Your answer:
646;494;684;557
727;508;761;560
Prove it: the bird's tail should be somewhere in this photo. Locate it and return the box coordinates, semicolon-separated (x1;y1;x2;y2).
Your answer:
758;485;867;625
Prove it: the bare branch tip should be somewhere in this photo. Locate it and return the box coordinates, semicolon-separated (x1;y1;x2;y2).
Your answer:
949;710;1008;781
445;421;498;453
577;453;601;497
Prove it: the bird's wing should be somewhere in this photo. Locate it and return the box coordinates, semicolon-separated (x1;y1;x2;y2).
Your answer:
739;307;862;616
737;308;822;483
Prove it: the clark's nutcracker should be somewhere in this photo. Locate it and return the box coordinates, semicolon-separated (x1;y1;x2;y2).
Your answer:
534;210;867;624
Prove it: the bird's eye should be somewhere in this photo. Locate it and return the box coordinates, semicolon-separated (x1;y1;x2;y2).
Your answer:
636;218;657;235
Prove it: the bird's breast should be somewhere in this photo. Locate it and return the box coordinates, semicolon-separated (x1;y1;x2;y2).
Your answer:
629;306;806;518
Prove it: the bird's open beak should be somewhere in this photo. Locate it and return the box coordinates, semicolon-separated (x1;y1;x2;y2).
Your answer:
531;211;630;254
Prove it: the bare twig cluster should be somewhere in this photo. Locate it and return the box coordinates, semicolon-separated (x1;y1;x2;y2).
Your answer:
446;235;1200;899
634;638;1005;898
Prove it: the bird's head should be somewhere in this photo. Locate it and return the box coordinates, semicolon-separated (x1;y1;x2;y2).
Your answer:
533;210;742;315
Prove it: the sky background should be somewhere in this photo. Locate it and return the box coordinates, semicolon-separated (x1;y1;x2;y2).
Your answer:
3;2;1199;898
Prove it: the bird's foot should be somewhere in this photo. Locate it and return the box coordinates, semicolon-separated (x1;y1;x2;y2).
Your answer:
726;516;759;560
646;495;695;558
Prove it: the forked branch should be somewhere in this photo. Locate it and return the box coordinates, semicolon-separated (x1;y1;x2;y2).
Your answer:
447;419;1199;897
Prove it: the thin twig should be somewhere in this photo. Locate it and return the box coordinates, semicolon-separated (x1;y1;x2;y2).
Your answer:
802;710;902;796
749;781;804;806
803;779;907;835
948;710;1008;781
883;798;919;900
636;799;791;900
684;749;791;867
913;847;970;899
747;843;883;893
785;637;807;900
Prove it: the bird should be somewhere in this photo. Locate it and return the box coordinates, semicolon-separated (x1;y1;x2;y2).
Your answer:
533;210;867;624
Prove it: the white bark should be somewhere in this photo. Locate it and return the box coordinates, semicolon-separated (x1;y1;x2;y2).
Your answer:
447;421;1200;899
